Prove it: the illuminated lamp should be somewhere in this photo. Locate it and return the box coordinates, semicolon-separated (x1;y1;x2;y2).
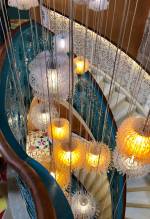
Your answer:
48;118;70;143
53;135;86;170
116;116;150;164
86;142;111;172
113;148;150;178
71;190;97;219
30;103;58;130
55;33;69;55
89;0;109;11
74;56;90;75
29;61;70;101
8;0;39;10
50;168;70;189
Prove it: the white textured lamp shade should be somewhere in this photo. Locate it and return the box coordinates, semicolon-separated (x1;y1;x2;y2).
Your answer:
55;33;69;55
86;142;111;172
30;103;58;130
48;118;70;143
89;0;109;11
8;0;39;10
53;135;86;170
113;148;150;179
116;116;150;164
71;191;97;219
29;59;70;101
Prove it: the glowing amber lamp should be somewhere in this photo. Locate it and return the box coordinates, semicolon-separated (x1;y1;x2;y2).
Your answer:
74;56;89;75
50;168;70;189
48;118;70;142
116;117;150;164
53;136;86;170
86;142;111;172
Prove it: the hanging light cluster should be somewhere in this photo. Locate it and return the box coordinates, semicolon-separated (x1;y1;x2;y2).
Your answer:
73;0;109;11
8;0;39;10
71;190;97;219
113;116;150;178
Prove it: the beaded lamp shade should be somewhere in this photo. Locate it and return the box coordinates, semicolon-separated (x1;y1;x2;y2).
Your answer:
8;0;39;10
71;191;97;219
86;142;111;172
89;0;109;11
53;135;86;171
116;117;150;164
30;103;58;130
113;148;150;179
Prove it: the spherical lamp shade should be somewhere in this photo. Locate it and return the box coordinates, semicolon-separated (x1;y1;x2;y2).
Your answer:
55;33;69;55
50;168;70;189
71;191;97;219
29;61;70;101
30;103;58;130
48;118;70;143
86;142;111;172
74;56;90;75
113;148;150;179
8;0;39;10
53;135;86;170
89;0;109;11
116;117;150;164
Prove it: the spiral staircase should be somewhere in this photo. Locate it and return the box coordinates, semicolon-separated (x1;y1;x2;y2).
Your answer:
91;66;150;219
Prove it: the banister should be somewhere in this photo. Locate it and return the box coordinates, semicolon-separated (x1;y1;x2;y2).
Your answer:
0;131;56;219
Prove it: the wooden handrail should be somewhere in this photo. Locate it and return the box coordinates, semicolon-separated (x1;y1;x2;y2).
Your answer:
0;131;56;219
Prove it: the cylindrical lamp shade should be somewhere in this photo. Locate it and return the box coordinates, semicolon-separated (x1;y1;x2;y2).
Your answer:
86;142;111;172
71;191;97;219
55;33;69;55
30;103;58;130
116;117;150;164
53;136;86;170
8;0;39;10
48;118;70;143
50;168;70;189
89;0;109;11
74;56;90;75
113;148;150;179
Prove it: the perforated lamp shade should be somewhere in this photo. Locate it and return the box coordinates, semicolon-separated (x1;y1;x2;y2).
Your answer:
53;136;86;170
74;56;90;75
86;142;111;172
116;117;150;164
50;168;70;189
113;148;150;178
8;0;39;10
48;118;70;143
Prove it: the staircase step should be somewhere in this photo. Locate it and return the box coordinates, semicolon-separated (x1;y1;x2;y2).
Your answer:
108;91;126;109
113;101;135;124
127;191;150;205
127;175;150;188
126;207;150;219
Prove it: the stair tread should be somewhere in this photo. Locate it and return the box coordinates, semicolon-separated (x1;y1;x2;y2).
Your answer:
127;191;150;205
108;91;126;109
113;101;131;121
126;207;150;219
127;175;150;188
